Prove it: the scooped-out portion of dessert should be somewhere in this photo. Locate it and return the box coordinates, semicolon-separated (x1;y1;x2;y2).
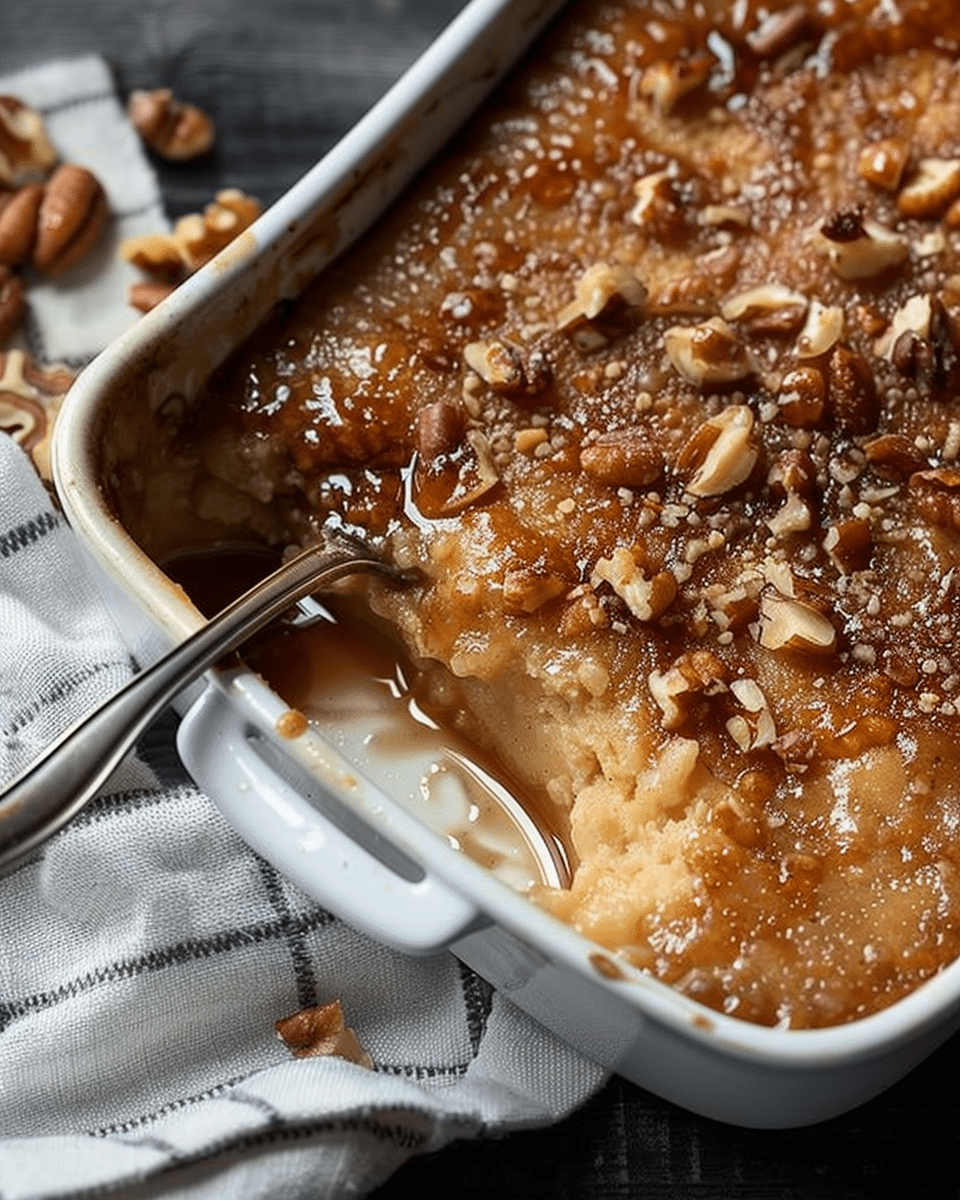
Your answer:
119;0;960;1028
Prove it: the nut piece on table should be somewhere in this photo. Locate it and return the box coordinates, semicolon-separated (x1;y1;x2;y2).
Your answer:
0;265;24;343
0;183;44;267
127;88;215;160
128;280;178;314
275;1000;374;1069
121;189;263;312
173;189;263;271
0;97;58;186
0;348;75;478
32;164;109;276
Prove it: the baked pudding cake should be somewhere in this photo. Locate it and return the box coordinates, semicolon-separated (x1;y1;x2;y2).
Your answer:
121;0;960;1028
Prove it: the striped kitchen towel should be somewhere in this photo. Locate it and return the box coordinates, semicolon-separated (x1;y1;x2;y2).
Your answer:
0;55;605;1200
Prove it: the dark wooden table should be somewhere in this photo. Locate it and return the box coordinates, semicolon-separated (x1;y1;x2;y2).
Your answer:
2;2;957;1194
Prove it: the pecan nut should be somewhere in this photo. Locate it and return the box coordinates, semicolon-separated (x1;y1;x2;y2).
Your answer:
127;88;214;160
0;183;44;267
827;344;879;434
0;97;57;186
579;428;663;488
0;265;24;343
32;164;109;275
910;467;960;530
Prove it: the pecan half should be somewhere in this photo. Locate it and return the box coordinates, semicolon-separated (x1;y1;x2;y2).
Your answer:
0;183;43;266
776;366;826;428
33;164;109;275
127;88;214;160
0;265;24;343
579;428;663;488
828;344;878;434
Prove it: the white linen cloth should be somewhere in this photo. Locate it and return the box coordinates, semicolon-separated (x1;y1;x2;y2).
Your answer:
0;56;605;1199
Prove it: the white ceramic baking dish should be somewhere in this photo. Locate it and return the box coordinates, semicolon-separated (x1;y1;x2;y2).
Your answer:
51;0;960;1128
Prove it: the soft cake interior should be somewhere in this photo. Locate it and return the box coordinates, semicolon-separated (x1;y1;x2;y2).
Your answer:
116;0;960;1028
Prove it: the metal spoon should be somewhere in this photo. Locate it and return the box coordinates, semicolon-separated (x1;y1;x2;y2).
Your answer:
0;532;409;874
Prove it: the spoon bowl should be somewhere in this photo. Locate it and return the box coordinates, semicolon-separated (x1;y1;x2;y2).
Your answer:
0;530;408;873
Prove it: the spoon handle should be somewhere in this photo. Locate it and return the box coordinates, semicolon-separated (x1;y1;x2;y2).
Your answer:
0;540;392;873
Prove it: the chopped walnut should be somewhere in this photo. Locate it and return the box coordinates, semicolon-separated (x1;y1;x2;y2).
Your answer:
640;52;714;115
0;97;57;186
120;232;189;283
795;300;844;359
463;338;550;396
745;5;815;59
121;188;263;309
0;349;74;478
727;677;777;751
766;448;816;536
678;404;758;497
816;210;908;279
275;1000;374;1069
721;284;808;335
757;589;837;655
664;317;751;386
910;467;960;531
128;280;178;313
648;649;729;730
555;261;646;331
174;189;262;271
862;432;927;478
651;246;741;315
127;88;215;160
896;157;960;219
503;567;568;613
628;169;684;235
823;518;873;574
875;293;958;388
591;547;676;622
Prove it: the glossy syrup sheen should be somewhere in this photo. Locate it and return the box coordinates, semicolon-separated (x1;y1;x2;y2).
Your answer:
134;0;960;1027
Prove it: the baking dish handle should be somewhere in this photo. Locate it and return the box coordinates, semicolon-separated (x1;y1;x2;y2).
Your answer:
176;681;482;955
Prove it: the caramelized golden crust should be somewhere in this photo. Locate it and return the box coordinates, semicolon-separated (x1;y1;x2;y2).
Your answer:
163;0;960;1027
